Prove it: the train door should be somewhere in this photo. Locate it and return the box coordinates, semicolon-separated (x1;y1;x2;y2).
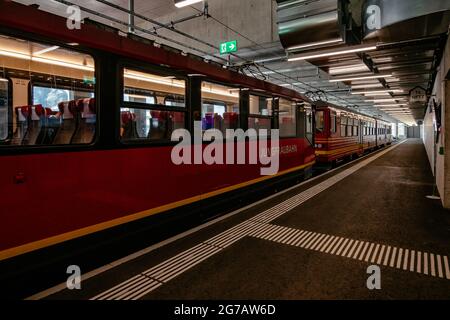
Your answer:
297;103;314;146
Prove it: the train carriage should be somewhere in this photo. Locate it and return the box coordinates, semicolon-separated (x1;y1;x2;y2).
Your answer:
314;102;392;165
0;1;316;263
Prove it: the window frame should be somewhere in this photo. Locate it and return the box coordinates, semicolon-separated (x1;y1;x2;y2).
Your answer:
118;61;189;145
200;79;242;141
0;29;100;153
0;77;12;143
247;92;275;137
277;98;298;138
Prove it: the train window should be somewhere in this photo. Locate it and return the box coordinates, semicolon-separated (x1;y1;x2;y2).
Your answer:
0;34;96;147
315;110;324;133
353;119;359;136
305;108;313;143
249;94;272;135
0;78;8;141
249;94;272;116
33;85;94;111
121;68;186;142
279;98;297;137
340;116;347;137
201;82;239;134
330;111;336;133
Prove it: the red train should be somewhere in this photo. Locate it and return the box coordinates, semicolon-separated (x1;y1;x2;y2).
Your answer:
314;102;392;166
0;1;316;264
0;1;392;270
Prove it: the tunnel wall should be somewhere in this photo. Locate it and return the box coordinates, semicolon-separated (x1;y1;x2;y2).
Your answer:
423;36;450;208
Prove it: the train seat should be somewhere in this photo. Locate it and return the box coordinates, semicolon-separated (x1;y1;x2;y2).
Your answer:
223;112;238;130
52;100;77;145
203;112;214;130
21;104;45;145
121;111;139;140
12;105;31;145
172;111;185;131
72;98;96;144
148;110;168;140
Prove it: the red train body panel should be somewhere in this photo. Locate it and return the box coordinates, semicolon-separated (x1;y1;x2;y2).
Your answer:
0;1;316;260
314;102;392;164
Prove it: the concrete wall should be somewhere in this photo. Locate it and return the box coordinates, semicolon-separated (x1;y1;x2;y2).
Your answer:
423;35;450;207
139;0;278;54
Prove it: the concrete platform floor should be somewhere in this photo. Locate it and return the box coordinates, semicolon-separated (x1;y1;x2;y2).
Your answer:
42;139;450;300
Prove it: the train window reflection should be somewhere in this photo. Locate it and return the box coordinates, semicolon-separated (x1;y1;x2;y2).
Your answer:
121;68;186;142
201;82;240;136
0;34;96;146
279;98;297;137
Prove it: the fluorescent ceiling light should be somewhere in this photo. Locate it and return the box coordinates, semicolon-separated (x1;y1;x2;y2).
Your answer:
329;64;369;75
351;90;404;95
366;98;406;103
0;49;31;60
351;84;383;89
287;38;343;52
0;49;94;71
33;45;60;56
330;74;393;82
31;56;94;71
288;45;377;62
174;0;203;8
125;73;185;88
374;104;408;107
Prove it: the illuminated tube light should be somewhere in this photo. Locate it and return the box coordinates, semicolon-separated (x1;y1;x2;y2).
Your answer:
33;45;60;56
330;74;393;82
366;98;406;103
124;73;185;88
174;0;203;8
351;90;404;95
329;64;369;75
31;56;94;72
351;84;383;89
374;104;408;107
0;49;94;72
0;49;31;60
286;38;343;52
288;45;377;62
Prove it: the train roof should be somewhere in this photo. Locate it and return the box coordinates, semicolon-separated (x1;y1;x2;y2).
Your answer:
0;0;309;103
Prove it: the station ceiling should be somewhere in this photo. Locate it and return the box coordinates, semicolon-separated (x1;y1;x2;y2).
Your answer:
12;0;450;126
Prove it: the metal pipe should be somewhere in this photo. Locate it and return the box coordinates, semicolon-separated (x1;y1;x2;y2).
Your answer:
128;0;134;34
54;0;361;108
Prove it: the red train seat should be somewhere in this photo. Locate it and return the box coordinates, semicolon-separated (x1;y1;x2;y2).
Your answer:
12;105;31;145
72;98;96;144
52;100;77;145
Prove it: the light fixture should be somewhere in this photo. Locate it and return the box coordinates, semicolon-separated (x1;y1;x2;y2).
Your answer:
330;74;393;82
174;0;203;8
288;45;377;62
33;45;60;56
329;64;369;75
374;104;408;107
124;72;185;88
0;49;94;71
366;98;406;103
0;49;31;60
351;84;383;89
31;56;94;71
351;89;404;95
286;38;343;52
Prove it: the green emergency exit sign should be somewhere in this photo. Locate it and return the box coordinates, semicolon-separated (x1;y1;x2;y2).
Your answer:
220;40;237;55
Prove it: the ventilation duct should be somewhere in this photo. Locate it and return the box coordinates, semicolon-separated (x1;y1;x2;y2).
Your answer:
277;0;352;53
362;0;450;42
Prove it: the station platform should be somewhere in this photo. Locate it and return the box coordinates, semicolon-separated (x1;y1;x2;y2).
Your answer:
34;139;450;300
